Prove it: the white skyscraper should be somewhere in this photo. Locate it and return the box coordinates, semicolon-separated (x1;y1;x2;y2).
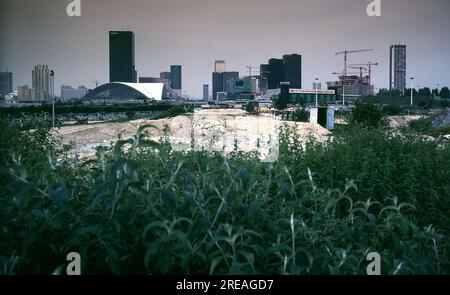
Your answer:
32;64;51;101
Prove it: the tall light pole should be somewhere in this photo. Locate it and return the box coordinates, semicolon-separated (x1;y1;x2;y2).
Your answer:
314;78;319;107
342;76;346;106
410;77;414;107
50;70;55;127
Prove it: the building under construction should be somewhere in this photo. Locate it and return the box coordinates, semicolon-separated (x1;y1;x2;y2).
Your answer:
389;45;407;95
327;75;373;100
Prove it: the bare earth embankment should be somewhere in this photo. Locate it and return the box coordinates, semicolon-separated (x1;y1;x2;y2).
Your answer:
57;109;331;161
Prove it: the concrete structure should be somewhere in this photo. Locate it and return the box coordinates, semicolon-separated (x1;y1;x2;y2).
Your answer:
390;45;407;95
0;72;13;96
17;85;38;102
160;71;171;81
309;106;335;130
83;82;164;101
109;31;137;83
327;75;372;99
203;84;209;101
17;85;30;101
32;65;51;101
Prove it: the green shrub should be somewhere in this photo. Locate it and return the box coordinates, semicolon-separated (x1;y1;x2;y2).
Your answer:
382;105;403;116
1;120;449;275
349;102;387;128
273;94;288;110
292;108;309;122
440;99;450;108
408;118;433;134
245;102;257;114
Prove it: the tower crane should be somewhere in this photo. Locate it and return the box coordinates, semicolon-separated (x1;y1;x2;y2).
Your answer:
335;49;373;104
246;66;260;96
246;66;260;78
348;66;368;78
349;66;368;96
350;62;379;95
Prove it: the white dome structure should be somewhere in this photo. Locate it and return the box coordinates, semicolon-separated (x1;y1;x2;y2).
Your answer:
83;82;164;101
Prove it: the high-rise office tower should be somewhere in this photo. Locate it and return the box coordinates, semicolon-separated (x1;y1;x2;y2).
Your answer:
212;60;239;99
203;84;209;102
170;65;182;90
268;58;284;89
109;31;137;83
212;71;239;99
389;45;407;95
283;54;302;88
215;60;226;73
32;65;51;101
260;64;270;79
223;72;239;93
212;72;224;100
0;72;13;95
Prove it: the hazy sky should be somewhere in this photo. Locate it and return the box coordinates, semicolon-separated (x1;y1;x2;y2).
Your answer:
1;0;449;97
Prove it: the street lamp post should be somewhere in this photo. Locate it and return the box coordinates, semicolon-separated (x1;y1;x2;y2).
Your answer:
410;77;414;107
314;78;319;107
50;70;55;128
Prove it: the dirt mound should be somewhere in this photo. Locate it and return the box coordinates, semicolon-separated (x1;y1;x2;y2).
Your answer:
58;112;331;161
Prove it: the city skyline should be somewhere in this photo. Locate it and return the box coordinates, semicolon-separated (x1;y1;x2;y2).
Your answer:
1;0;450;98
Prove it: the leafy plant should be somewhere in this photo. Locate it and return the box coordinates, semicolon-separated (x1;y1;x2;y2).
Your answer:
292;108;309;122
349;101;387;128
1;116;449;275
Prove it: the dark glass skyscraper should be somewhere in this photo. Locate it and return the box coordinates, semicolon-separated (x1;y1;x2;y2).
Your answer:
203;84;209;101
0;72;13;95
212;72;224;99
283;54;302;88
109;31;137;83
268;58;284;89
212;71;239;99
170;65;182;90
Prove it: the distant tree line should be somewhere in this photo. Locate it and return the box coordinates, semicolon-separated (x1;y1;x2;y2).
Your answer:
378;86;450;99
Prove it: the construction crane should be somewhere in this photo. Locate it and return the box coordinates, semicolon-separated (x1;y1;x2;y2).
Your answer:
335;49;373;104
348;66;368;78
350;62;379;96
246;66;260;78
332;71;360;76
348;66;368;96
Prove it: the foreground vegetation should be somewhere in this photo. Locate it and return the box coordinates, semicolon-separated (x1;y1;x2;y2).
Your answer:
1;112;449;275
